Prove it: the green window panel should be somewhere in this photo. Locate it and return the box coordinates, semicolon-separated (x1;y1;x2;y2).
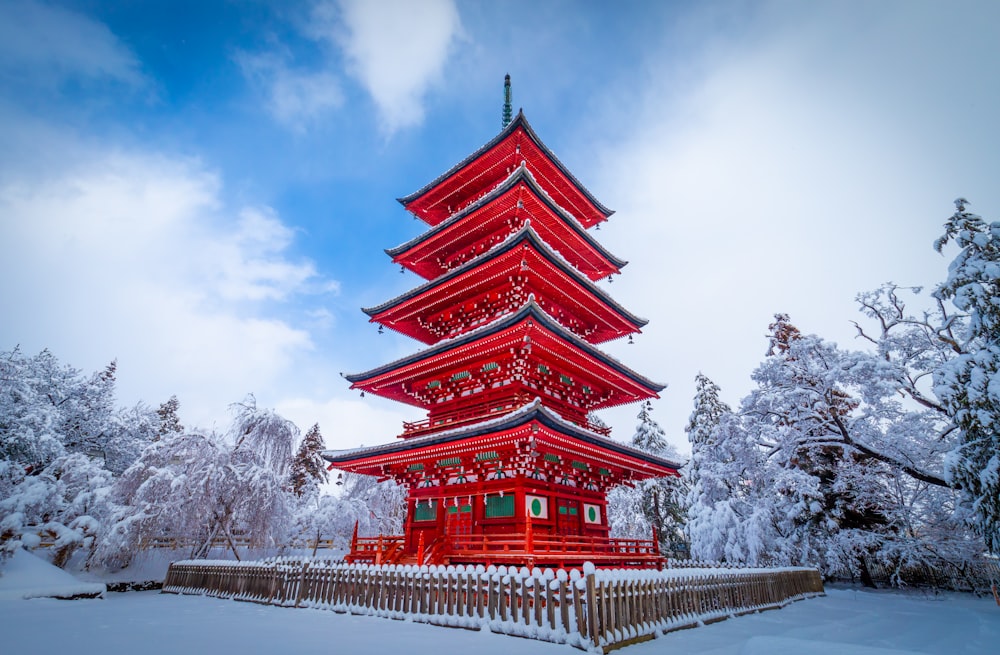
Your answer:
485;494;515;518
408;463;424;472
571;460;589;470
436;457;461;468
414;501;437;521
543;453;560;463
475;451;499;461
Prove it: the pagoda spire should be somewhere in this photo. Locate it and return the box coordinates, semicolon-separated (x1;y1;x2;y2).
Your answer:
502;74;512;128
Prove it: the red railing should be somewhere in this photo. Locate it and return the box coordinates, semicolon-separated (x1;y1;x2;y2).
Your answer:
346;529;663;568
448;533;660;560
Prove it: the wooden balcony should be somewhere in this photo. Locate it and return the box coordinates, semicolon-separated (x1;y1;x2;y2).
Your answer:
400;390;611;439
346;531;663;569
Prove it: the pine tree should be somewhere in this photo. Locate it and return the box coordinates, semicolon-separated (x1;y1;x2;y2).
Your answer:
629;401;686;549
684;373;732;560
156;395;184;440
290;423;329;497
934;198;1000;552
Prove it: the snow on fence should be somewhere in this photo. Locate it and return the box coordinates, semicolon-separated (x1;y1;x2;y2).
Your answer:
162;559;824;653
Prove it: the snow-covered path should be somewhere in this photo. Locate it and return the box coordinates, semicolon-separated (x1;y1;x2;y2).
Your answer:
1;587;997;655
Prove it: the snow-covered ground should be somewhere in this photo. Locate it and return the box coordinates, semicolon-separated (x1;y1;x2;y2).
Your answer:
1;554;997;655
0;549;104;600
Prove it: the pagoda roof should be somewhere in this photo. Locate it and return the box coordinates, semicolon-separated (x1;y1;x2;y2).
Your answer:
399;111;613;229
365;225;647;344
323;399;681;479
344;300;664;408
388;166;625;281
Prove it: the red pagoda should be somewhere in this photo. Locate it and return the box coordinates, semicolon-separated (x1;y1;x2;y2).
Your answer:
325;78;680;568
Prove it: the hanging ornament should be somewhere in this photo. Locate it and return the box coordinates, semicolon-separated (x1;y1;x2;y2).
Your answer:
377;324;384;334
628;334;634;345
360;391;365;398
400;265;405;274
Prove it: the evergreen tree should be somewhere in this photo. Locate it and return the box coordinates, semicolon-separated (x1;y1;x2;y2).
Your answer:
684;373;733;561
290;423;329;497
934;198;1000;552
629;401;687;548
155;395;184;440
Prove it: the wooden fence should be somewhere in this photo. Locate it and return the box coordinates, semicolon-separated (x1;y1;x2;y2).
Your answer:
163;559;824;652
829;555;1000;593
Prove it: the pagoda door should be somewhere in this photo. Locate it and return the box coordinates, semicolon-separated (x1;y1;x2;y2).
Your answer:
446;503;473;543
556;498;580;537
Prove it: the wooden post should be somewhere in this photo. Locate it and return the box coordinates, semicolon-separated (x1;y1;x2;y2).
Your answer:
375;534;384;566
525;513;534;565
586;571;599;648
350;520;359;556
417;531;425;566
294;561;310;608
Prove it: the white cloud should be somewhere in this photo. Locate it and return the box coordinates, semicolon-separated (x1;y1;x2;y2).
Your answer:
276;395;413;452
0;138;338;430
586;1;1000;448
0;0;143;88
237;50;344;131
323;0;463;134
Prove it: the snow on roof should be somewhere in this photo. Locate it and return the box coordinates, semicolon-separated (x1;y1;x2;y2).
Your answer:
323;398;683;472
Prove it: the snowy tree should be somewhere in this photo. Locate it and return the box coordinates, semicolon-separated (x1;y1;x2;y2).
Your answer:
155;395;184;440
290;423;329;497
933;198;1000;552
634;401;686;547
1;348;74;470
0;453;114;566
338;472;407;537
0;348;155;475
608;402;686;548
685;374;734;561
97;397;299;567
292;492;372;555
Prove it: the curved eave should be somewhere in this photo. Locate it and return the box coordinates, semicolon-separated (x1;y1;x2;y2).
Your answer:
386;167;626;272
344;300;665;393
364;226;648;336
322;401;681;474
398;111;613;225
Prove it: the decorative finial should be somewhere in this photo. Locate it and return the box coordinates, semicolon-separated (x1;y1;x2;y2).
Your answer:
502;74;512;129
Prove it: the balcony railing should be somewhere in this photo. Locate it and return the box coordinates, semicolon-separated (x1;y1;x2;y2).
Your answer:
401;391;611;438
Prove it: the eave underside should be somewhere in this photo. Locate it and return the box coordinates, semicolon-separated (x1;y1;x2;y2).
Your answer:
345;303;663;415
389;173;624;281
323;407;680;487
367;229;646;345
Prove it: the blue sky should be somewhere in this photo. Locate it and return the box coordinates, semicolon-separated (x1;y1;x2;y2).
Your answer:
1;0;998;453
